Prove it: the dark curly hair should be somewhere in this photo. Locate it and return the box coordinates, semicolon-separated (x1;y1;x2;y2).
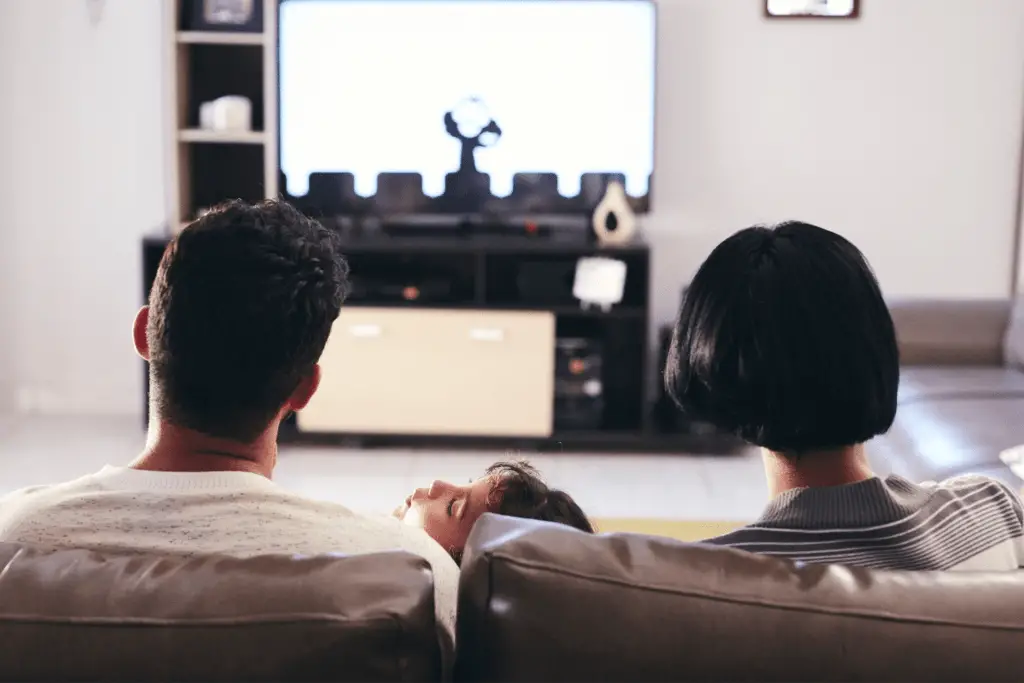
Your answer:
487;460;595;533
147;199;349;441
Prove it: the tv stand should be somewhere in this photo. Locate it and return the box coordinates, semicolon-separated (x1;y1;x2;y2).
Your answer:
142;232;741;454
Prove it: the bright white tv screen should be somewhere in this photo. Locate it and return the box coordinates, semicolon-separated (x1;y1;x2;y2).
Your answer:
278;0;656;215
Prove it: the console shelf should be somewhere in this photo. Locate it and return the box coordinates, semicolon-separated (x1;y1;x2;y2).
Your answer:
154;1;741;454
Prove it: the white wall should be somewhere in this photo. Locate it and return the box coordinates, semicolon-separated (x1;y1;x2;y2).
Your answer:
1018;143;1024;295
645;0;1024;324
0;0;1021;417
0;1;14;415
0;0;165;416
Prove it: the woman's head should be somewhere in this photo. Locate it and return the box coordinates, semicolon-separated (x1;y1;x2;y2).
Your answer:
665;221;899;454
396;460;593;561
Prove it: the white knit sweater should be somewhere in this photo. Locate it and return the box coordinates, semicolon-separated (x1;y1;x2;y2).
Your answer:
0;465;459;643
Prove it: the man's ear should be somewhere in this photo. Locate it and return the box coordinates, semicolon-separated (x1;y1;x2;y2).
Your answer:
288;364;322;412
133;306;150;361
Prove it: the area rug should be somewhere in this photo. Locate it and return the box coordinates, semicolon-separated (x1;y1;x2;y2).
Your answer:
591;518;744;541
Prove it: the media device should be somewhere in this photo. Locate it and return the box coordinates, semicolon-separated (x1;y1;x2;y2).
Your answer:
346;258;466;305
278;0;656;218
554;338;604;430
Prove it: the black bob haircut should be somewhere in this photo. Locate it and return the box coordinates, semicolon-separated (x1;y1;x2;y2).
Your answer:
664;221;899;454
147;199;349;442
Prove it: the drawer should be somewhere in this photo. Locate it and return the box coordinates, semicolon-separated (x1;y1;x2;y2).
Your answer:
298;308;555;437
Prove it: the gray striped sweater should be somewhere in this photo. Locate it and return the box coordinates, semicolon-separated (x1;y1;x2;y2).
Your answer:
704;474;1024;571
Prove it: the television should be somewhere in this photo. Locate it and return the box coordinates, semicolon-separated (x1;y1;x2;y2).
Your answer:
278;0;656;218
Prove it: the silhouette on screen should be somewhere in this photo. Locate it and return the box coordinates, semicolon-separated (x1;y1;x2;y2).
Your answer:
278;0;655;216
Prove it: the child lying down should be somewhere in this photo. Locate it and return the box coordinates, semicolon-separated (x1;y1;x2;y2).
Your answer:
393;460;593;563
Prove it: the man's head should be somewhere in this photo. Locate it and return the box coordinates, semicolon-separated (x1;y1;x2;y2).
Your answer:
137;199;349;442
397;460;594;562
665;221;898;454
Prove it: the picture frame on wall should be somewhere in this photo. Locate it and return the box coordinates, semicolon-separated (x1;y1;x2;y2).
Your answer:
184;0;265;32
765;0;860;19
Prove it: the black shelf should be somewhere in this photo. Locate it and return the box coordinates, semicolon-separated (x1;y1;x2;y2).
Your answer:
341;301;643;317
282;427;744;456
184;43;264;131
320;230;649;256
495;304;646;319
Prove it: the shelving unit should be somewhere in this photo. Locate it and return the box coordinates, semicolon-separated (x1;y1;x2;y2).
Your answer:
151;1;742;454
164;0;277;231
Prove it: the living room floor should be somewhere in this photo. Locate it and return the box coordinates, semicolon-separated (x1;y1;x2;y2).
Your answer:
0;415;772;529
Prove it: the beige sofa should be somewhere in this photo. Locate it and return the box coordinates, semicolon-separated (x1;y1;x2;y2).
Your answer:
876;299;1024;485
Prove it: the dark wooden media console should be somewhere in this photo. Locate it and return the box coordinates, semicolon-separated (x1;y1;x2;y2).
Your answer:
143;230;741;453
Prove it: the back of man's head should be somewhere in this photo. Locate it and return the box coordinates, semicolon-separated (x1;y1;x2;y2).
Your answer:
147;199;349;442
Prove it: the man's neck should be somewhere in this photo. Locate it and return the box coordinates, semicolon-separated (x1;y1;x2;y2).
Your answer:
131;418;278;479
762;443;874;498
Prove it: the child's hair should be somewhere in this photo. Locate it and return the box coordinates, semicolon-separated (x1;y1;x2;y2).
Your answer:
486;460;595;534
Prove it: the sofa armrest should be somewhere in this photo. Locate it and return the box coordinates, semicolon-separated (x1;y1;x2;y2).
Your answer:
889;299;1011;366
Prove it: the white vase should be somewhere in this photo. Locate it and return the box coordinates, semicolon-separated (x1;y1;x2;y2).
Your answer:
591;181;637;245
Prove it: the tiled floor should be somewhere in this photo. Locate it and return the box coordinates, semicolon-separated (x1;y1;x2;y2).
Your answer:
0;414;769;522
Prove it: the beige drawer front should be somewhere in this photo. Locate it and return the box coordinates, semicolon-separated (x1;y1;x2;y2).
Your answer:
298;308;555;437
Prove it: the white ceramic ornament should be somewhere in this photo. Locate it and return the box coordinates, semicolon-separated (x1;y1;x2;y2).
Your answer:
591;181;637;245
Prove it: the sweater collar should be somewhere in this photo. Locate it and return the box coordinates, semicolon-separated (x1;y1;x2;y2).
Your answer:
91;465;279;492
754;475;933;529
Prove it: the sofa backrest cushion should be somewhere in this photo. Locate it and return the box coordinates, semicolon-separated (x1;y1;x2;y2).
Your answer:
457;514;1024;683
1005;299;1024;369
0;543;442;682
888;299;1011;365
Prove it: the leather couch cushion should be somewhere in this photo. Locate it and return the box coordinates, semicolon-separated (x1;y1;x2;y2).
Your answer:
875;396;1024;483
1006;300;1024;368
877;366;1024;482
898;366;1024;404
889;299;1011;365
457;514;1024;683
0;543;443;682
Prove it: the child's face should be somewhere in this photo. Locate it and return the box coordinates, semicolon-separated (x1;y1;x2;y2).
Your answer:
395;476;497;556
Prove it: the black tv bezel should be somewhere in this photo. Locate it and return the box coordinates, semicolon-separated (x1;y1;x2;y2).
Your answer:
274;0;658;218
